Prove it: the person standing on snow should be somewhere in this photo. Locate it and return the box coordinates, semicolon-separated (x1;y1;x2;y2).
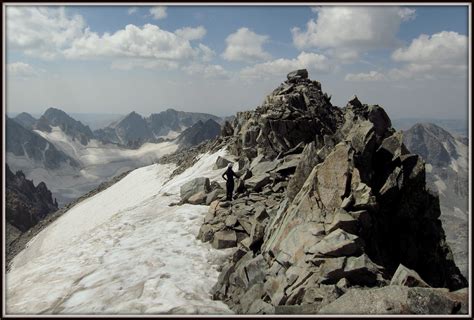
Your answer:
222;163;240;201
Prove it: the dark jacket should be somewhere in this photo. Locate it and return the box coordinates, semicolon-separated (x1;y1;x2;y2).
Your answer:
222;168;238;185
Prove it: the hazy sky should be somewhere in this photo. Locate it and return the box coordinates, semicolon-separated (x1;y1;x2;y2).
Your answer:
5;4;469;120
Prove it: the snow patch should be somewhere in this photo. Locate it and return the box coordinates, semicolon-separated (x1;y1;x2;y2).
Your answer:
7;148;233;314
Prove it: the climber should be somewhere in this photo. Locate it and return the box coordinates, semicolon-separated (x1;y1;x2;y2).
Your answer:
222;163;239;201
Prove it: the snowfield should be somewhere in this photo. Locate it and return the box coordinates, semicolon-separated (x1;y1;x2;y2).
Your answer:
7;148;235;315
7;126;178;206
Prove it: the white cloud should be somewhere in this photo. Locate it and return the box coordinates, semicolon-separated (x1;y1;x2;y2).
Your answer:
150;6;167;20
222;27;271;62
240;51;330;79
392;31;467;65
6;6;86;59
183;63;230;79
292;6;415;60
398;7;416;21
7;62;38;77
175;26;206;41
390;31;467;80
127;7;138;15
64;24;202;61
345;71;386;82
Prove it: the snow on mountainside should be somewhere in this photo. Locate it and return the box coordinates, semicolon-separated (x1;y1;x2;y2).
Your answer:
7;148;234;314
8;126;177;206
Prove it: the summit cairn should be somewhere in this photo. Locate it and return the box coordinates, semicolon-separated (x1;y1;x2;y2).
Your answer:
186;69;467;314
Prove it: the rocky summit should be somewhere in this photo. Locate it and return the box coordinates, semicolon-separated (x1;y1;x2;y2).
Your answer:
180;70;467;314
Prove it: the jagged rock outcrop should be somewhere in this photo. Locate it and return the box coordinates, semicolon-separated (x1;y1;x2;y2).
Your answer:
188;70;467;314
6;164;58;232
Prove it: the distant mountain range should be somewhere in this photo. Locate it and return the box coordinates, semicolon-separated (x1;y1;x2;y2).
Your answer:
94;108;222;148
7;107;224;205
403;122;468;278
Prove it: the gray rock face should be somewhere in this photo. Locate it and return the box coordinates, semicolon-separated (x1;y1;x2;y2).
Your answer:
403;123;468;278
319;286;467;314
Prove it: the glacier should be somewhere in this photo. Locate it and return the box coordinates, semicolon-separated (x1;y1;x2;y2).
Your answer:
6;148;234;315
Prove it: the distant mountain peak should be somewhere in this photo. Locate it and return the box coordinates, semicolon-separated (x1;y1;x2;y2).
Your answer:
40;108;94;145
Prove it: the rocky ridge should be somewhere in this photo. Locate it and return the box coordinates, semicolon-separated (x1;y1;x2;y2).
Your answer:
177;70;467;314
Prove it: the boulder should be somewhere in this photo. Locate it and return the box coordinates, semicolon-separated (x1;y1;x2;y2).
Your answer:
214;156;233;169
212;230;237;249
390;264;430;288
180;177;211;202
187;191;207;205
326;209;358;234
246;174;271;192
306;229;362;258
247;299;275;314
206;189;224;205
319;286;466;314
287;69;309;81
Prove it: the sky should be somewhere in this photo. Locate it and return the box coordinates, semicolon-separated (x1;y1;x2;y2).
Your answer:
5;4;470;120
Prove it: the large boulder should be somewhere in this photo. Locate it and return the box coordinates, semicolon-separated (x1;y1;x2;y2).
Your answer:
390;264;430;288
180;177;211;202
212;230;237;249
287;69;308;81
214;156;233;170
319;286;467;314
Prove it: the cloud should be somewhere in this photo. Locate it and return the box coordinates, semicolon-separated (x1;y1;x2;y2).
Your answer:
292;6;416;60
6;6;86;59
345;71;386;82
149;6;167;20
183;63;230;79
127;7;138;15
222;27;271;62
64;24;206;62
240;51;330;79
175;26;206;41
390;31;467;80
392;31;467;65
7;62;39;77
